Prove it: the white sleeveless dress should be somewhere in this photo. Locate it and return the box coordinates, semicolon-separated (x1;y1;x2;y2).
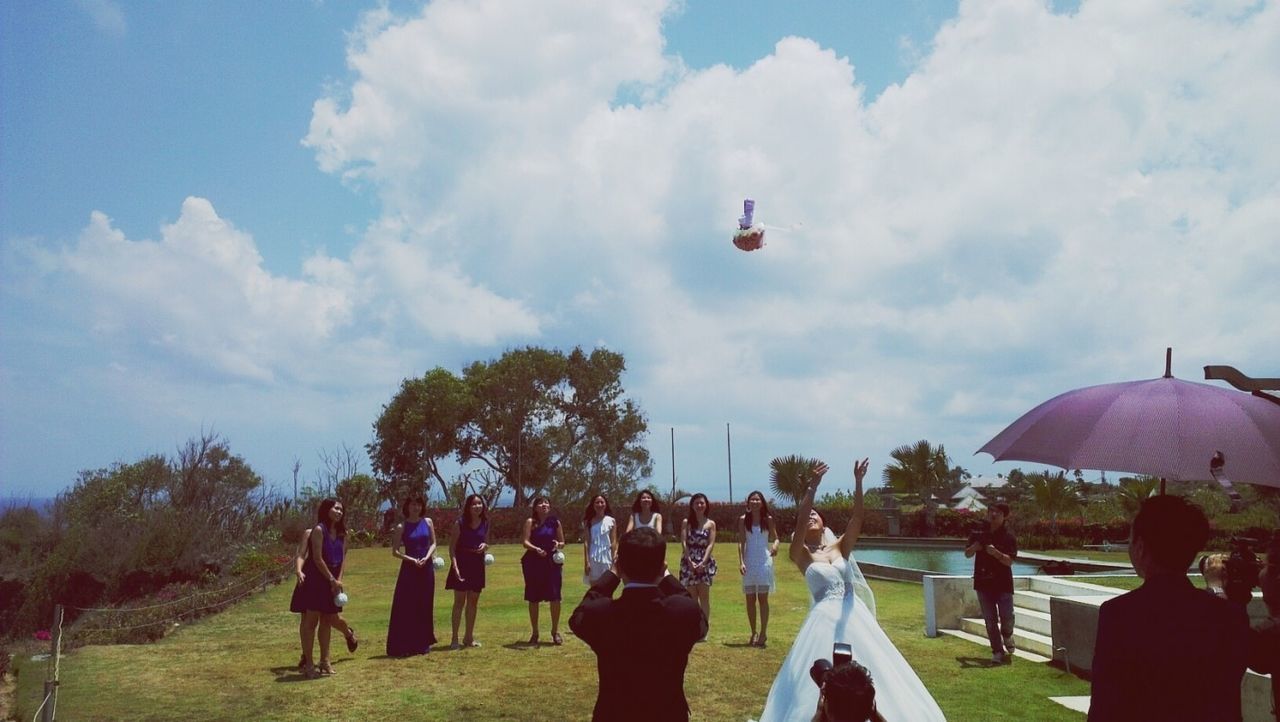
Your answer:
741;525;775;593
757;555;946;721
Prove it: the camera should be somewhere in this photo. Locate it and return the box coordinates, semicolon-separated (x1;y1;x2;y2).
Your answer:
810;642;854;685
967;523;990;548
1223;536;1262;606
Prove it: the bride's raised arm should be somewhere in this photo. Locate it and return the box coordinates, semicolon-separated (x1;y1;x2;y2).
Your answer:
789;461;830;571
837;457;870;559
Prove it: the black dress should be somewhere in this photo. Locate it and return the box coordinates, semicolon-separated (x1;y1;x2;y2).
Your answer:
445;519;488;592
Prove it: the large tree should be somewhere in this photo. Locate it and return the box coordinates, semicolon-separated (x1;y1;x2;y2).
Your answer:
368;346;650;507
882;439;952;536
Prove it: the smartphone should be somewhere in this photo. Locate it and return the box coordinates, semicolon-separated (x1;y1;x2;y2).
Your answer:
833;642;853;666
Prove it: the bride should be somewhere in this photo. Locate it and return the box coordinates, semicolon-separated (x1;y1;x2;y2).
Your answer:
756;458;946;722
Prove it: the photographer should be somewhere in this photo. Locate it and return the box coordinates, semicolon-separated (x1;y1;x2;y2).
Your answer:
1249;534;1280;719
809;656;886;722
964;503;1018;664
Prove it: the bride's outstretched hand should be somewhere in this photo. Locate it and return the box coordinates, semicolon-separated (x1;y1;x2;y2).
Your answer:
807;461;831;490
853;457;869;485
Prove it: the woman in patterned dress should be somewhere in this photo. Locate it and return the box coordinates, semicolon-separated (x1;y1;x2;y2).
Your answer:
680;492;717;641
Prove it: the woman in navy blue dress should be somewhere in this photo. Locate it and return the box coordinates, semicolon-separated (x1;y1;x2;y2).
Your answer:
297;498;347;678
386;494;438;657
445;494;489;649
521;496;566;645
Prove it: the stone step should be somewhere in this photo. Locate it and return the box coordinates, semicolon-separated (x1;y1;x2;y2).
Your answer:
1013;607;1053;636
958;617;1054;657
937;628;1053;663
1013;589;1054;613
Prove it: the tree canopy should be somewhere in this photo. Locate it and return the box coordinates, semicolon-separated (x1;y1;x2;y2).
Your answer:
368;346;651;507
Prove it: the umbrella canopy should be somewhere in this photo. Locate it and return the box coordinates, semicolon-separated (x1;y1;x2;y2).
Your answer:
978;375;1280;487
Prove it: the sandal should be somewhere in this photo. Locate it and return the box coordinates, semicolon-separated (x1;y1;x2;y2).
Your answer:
748;632;758;647
527;634;540;646
757;635;767;649
450;640;461;650
318;660;336;676
552;632;564;646
297;654;307;672
301;661;320;680
344;627;359;653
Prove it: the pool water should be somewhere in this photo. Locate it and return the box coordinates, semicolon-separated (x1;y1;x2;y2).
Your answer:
854;546;1044;576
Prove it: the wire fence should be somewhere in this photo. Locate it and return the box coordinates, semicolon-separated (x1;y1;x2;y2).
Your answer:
63;561;292;646
28;560;292;720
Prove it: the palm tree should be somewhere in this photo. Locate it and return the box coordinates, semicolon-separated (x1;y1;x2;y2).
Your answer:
1027;471;1081;536
882;440;950;536
769;454;821;506
1116;476;1161;518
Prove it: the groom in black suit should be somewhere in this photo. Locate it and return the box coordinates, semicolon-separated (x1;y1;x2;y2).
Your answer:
1088;494;1250;722
569;527;708;722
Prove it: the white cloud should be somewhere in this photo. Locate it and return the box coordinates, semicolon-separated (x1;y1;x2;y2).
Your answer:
77;0;126;38
8;0;1278;497
299;0;1279;490
37;197;538;386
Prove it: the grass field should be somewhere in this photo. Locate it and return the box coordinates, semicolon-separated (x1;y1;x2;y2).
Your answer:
14;544;1091;721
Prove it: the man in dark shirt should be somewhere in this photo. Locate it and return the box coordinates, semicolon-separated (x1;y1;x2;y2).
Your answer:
1249;534;1280;720
965;502;1018;664
1088;495;1250;722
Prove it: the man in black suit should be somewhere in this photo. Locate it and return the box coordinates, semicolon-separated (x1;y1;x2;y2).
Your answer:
569;527;708;722
1088;494;1250;722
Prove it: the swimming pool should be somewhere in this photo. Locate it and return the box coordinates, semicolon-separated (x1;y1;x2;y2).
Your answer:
854;546;1044;576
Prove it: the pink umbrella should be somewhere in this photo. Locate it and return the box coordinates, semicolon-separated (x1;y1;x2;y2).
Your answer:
978;354;1280;489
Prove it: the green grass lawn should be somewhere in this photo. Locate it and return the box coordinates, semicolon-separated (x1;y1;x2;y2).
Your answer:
14;544;1090;721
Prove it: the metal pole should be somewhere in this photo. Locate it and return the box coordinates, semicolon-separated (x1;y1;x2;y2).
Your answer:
670;427;676;501
726;422;734;505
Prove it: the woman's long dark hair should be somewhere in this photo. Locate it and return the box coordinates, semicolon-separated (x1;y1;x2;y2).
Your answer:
461;493;488;527
316;497;347;539
686;493;710;529
631;490;661;515
582;493;614;525
742;490;772;531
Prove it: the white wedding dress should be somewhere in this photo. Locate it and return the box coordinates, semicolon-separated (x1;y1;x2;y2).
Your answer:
757;554;947;721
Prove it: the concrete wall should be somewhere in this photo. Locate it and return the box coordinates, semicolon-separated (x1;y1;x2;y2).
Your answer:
923;575;980;637
1047;593;1274;721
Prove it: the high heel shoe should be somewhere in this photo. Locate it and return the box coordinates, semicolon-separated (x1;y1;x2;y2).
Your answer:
344;627;359;653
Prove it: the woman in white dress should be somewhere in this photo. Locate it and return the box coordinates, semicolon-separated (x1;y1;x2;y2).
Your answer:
738;490;779;648
758;458;946;722
582;494;617;585
625;490;663;535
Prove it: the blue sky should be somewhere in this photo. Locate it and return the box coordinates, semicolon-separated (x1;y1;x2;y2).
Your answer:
2;0;1276;504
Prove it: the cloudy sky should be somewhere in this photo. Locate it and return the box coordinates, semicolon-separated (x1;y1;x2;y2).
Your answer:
2;0;1277;504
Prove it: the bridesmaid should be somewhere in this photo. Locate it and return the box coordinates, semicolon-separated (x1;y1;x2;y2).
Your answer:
386;494;438;657
445;494;489;649
582;494;617;585
521;496;566;645
737;490;779;648
680;493;717;641
624;489;663;536
297;498;348;677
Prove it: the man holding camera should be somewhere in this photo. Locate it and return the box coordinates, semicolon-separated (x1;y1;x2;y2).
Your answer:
964;502;1018;664
569;527;708;722
808;656;886;722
